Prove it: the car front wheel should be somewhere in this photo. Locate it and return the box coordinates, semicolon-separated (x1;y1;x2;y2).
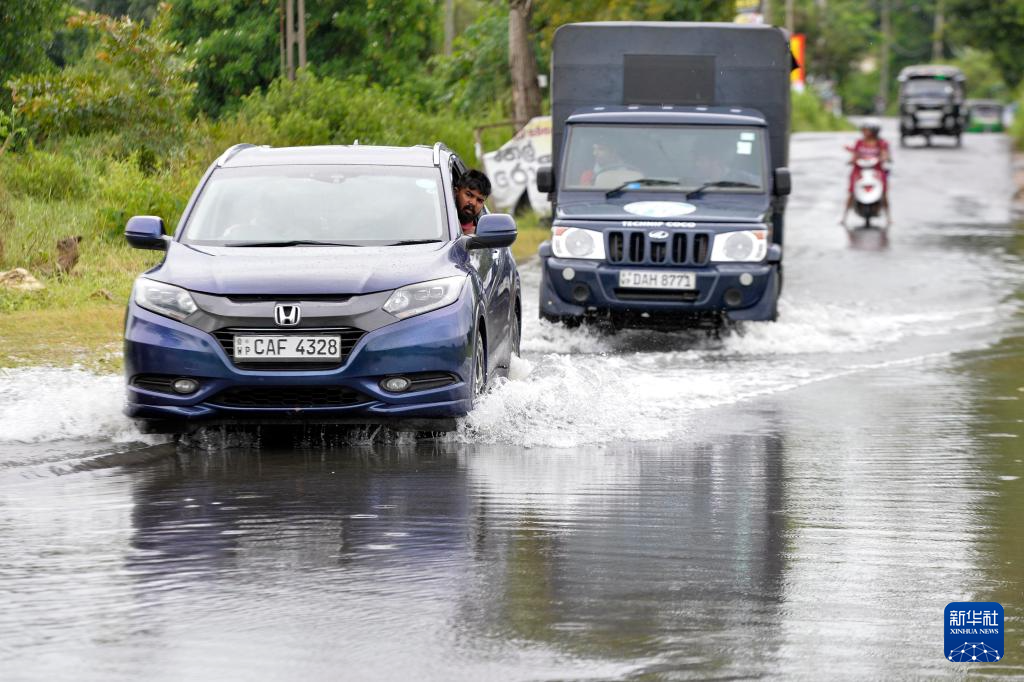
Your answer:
472;329;487;400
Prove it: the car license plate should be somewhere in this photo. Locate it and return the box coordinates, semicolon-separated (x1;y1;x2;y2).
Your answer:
234;335;342;360
618;270;696;290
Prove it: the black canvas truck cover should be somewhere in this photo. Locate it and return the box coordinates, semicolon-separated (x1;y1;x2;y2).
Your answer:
550;22;792;174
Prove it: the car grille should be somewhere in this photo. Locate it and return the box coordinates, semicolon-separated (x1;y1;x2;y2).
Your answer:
607;231;710;266
207;386;369;408
213;327;365;370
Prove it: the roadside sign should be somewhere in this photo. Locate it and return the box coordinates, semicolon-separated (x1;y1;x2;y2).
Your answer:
482;116;552;215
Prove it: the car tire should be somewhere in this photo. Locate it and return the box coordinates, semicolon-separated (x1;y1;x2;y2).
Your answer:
472;329;487;401
510;309;521;358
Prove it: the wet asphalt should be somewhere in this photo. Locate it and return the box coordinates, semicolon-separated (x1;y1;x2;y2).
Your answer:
1;122;1023;680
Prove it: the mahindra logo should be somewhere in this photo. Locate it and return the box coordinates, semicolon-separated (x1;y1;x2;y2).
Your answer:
648;230;670;240
274;304;301;327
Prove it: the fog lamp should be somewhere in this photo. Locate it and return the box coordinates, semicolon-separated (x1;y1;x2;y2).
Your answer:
571;284;590;302
172;378;199;395
381;376;412;393
724;289;743;307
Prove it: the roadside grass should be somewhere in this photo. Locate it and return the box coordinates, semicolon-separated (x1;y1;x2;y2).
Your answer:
511;210;549;262
0;304;124;371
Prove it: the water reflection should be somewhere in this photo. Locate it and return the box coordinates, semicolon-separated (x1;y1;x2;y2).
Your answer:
119;434;787;679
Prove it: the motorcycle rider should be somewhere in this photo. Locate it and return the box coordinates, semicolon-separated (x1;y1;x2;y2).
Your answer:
840;118;892;228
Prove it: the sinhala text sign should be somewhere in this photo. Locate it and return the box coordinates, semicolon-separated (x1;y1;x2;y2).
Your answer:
482;116;552;216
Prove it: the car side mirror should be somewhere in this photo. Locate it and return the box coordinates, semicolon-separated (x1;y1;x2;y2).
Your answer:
536;165;554;194
773;167;791;197
125;215;169;251
466;213;517;249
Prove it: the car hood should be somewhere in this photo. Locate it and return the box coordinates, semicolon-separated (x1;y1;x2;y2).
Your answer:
149;241;464;295
555;195;771;224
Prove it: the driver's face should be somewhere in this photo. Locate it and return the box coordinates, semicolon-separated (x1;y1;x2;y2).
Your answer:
456;186;487;223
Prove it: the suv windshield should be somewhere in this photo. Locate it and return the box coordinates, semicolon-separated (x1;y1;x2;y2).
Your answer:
903;79;956;99
561;124;766;194
183;165;447;245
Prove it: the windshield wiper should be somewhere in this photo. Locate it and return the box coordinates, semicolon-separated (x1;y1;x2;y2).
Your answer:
605;178;683;198
686;181;759;198
229;240;365;247
385;239;442;245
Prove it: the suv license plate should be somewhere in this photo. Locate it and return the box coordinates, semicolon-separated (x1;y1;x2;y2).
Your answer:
234;335;342;360
618;270;696;290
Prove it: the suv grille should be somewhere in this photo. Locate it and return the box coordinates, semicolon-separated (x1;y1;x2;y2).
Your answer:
213;327;364;370
608;231;710;266
208;386;368;408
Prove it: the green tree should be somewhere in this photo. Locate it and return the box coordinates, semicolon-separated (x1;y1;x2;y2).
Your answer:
167;0;439;117
947;0;1024;88
8;7;194;156
168;0;279;117
1;0;64;105
788;0;877;86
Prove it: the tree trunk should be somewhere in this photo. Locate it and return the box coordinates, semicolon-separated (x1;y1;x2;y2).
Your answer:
509;0;541;128
932;0;945;62
877;0;891;114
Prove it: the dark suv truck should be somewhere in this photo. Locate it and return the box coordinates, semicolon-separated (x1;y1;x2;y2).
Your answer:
536;22;793;330
898;64;967;147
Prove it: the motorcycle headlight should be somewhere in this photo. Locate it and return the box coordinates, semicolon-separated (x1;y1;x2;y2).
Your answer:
710;230;768;263
133;278;198;321
551;227;606;260
383;275;466;320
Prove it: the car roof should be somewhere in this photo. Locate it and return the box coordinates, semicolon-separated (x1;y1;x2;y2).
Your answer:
566;105;768;127
216;144;443;168
898;64;965;81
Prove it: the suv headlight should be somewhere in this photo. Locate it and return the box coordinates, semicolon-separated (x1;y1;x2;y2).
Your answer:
133;278;198;321
710;230;768;263
551;227;606;260
383;275;466;319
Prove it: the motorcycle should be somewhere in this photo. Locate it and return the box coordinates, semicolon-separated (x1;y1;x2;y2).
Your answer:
849;156;889;230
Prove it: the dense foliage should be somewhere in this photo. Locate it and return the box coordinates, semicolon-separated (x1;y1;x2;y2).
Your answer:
7;7;194;158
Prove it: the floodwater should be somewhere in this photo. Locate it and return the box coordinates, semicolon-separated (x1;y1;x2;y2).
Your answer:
1;124;1023;680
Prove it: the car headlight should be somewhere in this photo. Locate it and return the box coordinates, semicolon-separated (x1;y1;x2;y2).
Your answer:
710;230;768;263
133;278;198;321
383;275;466;320
551;227;606;260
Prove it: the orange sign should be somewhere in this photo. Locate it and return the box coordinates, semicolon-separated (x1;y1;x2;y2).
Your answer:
791;33;806;91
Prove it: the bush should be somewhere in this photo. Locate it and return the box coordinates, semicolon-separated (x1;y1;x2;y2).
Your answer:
0;149;92;200
92;156;192;240
791;90;854;132
8;7;194;157
231;71;478;161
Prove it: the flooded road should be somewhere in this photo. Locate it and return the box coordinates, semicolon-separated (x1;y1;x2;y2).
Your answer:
2;125;1023;679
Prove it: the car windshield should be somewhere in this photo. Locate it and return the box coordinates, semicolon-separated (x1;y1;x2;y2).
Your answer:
183;165;447;245
561;124;766;194
903;79;956;98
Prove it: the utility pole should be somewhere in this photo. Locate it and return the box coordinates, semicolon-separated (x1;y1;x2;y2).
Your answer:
877;0;891;114
283;0;307;81
932;0;945;61
444;0;455;56
786;0;795;34
762;0;772;24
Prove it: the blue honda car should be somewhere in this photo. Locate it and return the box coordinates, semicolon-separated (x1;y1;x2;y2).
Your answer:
123;142;520;433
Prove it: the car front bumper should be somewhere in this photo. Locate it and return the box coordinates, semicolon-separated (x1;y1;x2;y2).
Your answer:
539;256;779;324
123;296;476;428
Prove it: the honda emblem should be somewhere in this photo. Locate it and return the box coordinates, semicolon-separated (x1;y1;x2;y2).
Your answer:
274;304;301;327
